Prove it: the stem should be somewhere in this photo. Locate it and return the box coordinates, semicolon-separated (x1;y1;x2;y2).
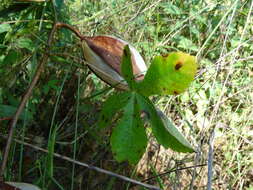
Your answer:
54;22;85;40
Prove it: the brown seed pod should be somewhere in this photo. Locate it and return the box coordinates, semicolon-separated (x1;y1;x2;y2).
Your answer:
82;35;147;90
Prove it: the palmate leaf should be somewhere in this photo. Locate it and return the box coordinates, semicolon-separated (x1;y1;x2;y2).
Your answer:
111;93;147;164
136;93;195;153
99;48;197;163
98;92;132;128
137;52;197;96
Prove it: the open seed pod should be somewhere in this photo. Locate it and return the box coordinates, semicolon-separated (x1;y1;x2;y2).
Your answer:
82;35;147;90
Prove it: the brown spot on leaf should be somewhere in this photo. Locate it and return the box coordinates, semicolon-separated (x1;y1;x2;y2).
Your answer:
162;53;168;57
173;90;179;95
175;61;183;70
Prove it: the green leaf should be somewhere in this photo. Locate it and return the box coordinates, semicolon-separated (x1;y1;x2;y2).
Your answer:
55;0;64;9
1;50;21;67
162;2;182;15
98;92;132;128
178;36;198;52
0;45;8;49
0;23;11;34
121;45;136;89
137;52;197;96
17;38;35;51
111;93;147;164
42;79;59;94
0;104;33;121
136;94;195;153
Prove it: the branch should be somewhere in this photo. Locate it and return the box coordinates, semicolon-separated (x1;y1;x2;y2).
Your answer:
141;164;207;183
54;22;85;40
207;130;215;190
0;117;12;121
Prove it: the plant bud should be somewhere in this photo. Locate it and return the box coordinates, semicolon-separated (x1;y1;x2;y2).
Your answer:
82;35;147;90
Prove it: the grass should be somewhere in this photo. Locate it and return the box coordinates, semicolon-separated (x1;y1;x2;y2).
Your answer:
0;0;253;189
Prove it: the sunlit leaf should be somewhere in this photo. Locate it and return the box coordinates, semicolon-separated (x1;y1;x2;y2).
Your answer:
162;2;182;15
136;93;195;153
111;93;147;164
121;45;136;89
137;52;197;96
17;38;35;51
0;23;11;34
178;36;198;52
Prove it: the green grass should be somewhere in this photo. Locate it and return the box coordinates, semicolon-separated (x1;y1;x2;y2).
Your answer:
0;0;253;189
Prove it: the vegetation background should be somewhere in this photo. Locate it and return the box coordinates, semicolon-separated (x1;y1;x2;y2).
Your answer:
0;0;252;189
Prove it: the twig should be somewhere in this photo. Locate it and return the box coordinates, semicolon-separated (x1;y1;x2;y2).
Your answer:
0;117;12;121
0;135;161;190
54;22;85;40
141;164;207;183
0;22;59;179
189;146;202;190
207;130;215;190
0;19;52;25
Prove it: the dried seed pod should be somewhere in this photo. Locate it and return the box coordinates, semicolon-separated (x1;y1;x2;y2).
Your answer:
82;35;147;90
